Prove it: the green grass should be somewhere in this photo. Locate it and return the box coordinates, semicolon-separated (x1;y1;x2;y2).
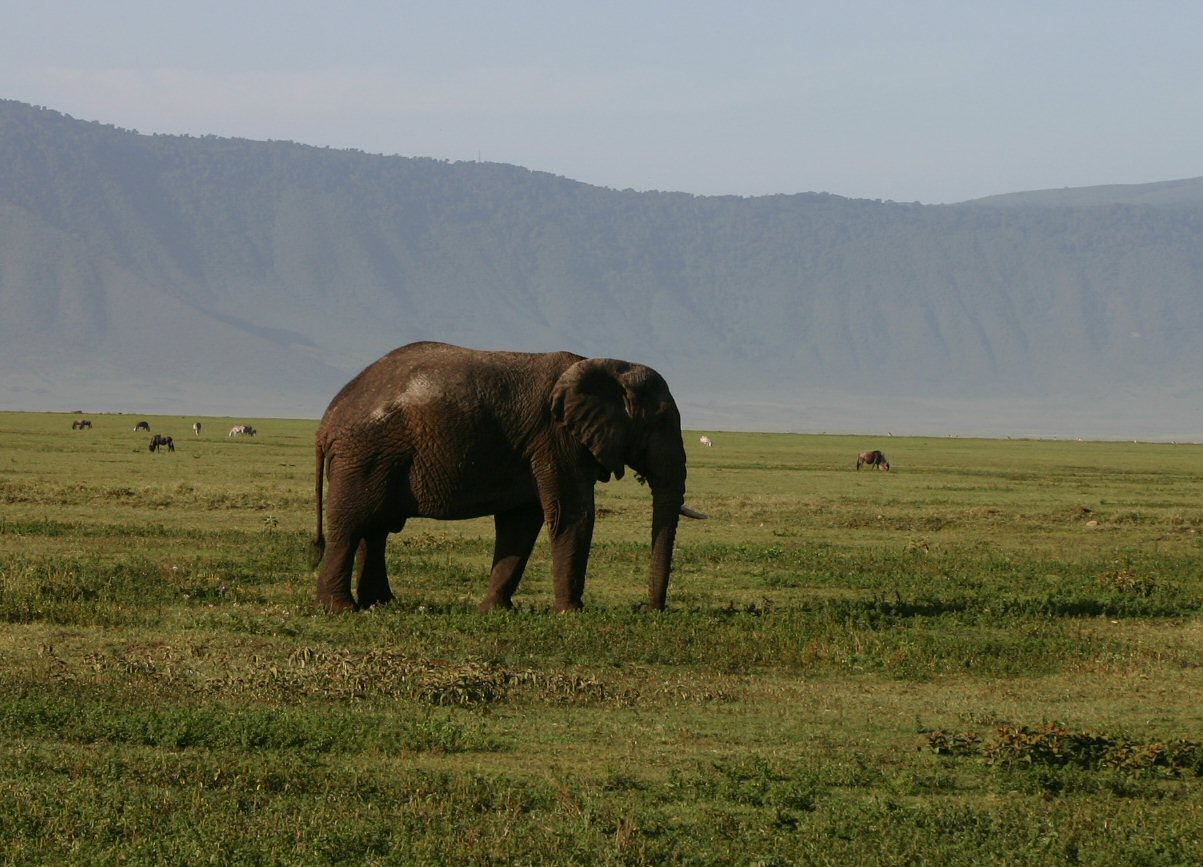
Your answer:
3;411;1203;864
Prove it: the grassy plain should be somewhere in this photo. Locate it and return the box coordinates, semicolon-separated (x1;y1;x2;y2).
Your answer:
2;410;1202;864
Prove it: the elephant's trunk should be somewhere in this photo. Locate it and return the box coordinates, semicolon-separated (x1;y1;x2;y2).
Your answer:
648;482;684;610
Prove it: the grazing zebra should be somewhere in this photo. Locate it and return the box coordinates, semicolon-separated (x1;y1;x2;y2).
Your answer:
699;435;713;447
149;434;175;453
856;450;890;471
192;421;203;437
228;424;257;437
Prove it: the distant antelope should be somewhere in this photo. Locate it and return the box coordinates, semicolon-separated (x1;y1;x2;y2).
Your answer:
699;435;713;447
856;450;890;471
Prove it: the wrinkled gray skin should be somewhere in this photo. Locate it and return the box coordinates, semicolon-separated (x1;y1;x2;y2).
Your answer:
311;341;699;613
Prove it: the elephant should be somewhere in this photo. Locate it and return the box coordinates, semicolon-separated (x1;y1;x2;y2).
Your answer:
310;341;706;613
856;450;890;471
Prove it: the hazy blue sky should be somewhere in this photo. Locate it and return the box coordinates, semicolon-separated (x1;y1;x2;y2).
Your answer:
3;1;1200;203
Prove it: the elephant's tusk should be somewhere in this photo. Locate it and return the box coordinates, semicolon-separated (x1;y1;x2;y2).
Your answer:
679;505;708;520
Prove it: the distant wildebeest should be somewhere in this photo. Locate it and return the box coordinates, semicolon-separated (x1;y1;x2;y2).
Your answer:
134;421;150;432
228;424;257;437
72;419;92;430
192;422;203;437
699;435;713;447
149;434;175;453
856;450;890;471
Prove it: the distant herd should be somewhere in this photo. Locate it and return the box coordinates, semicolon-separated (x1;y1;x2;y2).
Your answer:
68;417;261;453
71;419;890;471
695;435;892;471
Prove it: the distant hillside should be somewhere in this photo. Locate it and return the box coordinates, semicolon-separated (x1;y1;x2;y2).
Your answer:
968;177;1203;207
2;99;1202;438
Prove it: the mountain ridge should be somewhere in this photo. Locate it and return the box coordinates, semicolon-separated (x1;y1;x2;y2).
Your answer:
966;176;1203;207
2;99;1202;438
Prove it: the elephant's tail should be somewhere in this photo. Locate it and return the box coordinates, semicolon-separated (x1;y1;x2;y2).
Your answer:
310;441;327;568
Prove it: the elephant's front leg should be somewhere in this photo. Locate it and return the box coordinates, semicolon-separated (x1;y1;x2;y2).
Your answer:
545;499;596;612
479;504;544;612
355;529;394;608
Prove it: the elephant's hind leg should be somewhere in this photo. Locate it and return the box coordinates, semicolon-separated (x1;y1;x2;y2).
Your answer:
316;531;360;612
479;504;544;612
355;529;395;608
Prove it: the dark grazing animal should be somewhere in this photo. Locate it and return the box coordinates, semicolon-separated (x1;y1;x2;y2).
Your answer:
134;421;151;432
856;450;890;471
149;434;175;453
72;419;93;430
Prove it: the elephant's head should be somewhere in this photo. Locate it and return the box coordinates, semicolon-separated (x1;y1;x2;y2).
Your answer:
551;357;702;609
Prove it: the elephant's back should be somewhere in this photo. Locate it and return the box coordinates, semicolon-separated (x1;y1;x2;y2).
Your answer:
318;342;580;441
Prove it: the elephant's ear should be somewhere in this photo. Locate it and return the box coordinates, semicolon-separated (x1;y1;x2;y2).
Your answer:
551;359;635;481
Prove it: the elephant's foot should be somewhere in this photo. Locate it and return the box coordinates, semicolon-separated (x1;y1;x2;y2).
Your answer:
316;593;358;613
357;590;395;610
478;595;514;613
